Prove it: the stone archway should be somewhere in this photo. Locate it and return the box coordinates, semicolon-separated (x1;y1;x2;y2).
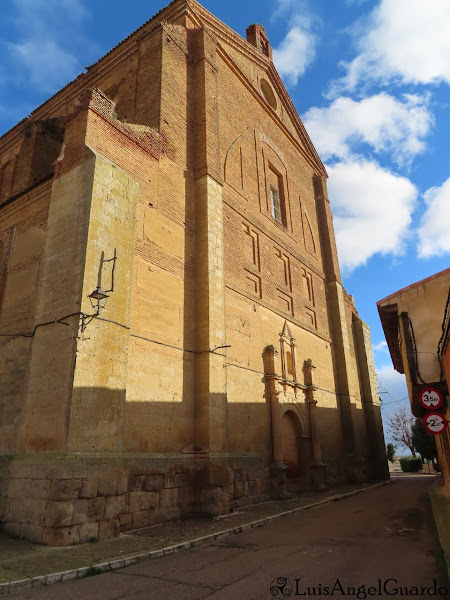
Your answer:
281;410;302;476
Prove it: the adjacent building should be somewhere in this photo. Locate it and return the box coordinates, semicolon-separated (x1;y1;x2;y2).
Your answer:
378;268;450;574
378;268;450;484
0;0;388;545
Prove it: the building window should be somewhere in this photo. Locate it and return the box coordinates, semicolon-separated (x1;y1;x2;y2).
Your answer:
269;166;286;226
270;185;282;223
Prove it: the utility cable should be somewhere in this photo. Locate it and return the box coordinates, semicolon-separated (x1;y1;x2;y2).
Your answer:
376;372;409;409
1;310;383;405
405;314;426;384
0;311;86;339
1;312;230;356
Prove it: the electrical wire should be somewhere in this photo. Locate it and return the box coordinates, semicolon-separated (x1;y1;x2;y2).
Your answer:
0;311;86;339
1;312;230;356
405;314;426;384
95;316;230;355
376;373;409;408
379;396;409;408
1;310;385;405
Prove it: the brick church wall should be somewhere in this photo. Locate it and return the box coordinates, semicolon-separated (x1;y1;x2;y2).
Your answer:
0;0;388;545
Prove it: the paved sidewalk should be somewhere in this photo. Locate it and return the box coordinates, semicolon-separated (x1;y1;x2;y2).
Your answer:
0;481;394;594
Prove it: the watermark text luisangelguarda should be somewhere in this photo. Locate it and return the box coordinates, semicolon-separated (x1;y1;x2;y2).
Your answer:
269;577;448;598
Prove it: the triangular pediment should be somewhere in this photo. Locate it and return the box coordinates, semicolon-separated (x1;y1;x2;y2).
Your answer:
185;0;327;177
281;321;294;340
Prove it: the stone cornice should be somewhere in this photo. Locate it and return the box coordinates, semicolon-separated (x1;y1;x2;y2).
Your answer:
0;175;53;211
0;1;186;153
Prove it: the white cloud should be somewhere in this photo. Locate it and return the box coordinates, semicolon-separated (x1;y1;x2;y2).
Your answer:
271;2;318;86
417;177;450;258
373;340;388;352
4;0;88;93
303;93;433;168
273;22;317;86
14;0;87;23
333;0;450;93
272;0;298;20
327;160;417;272
9;40;78;92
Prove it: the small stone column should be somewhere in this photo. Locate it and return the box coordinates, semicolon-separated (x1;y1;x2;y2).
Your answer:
263;346;283;464
270;389;284;465
303;359;322;465
308;399;323;466
263;345;290;499
304;359;328;489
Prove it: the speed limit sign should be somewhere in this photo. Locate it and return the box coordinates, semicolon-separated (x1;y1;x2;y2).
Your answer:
422;412;448;435
419;388;443;409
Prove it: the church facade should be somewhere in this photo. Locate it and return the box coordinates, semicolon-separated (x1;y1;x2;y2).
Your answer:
0;0;388;545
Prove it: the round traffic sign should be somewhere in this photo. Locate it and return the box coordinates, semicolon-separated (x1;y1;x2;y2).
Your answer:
422;412;448;435
418;388;443;409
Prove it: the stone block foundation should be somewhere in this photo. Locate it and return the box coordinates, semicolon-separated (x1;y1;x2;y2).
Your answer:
0;453;274;546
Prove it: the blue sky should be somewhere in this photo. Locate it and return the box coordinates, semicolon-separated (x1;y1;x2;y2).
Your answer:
1;0;449;445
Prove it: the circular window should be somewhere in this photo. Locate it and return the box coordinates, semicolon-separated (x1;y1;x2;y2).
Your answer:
260;79;277;110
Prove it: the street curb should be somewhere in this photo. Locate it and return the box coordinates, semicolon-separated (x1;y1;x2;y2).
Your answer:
0;480;393;595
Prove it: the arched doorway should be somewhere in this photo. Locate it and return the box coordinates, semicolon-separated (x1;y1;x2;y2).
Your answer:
281;410;301;476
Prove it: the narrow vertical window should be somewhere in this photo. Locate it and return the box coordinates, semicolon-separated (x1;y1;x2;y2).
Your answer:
270;185;282;223
268;165;286;226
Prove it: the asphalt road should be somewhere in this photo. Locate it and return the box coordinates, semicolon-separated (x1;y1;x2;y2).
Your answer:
11;475;447;600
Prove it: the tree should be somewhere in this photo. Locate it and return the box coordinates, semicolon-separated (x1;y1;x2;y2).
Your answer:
411;418;437;462
387;407;416;457
386;443;396;462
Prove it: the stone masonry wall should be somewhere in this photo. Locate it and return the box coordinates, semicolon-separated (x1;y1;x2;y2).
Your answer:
0;455;272;546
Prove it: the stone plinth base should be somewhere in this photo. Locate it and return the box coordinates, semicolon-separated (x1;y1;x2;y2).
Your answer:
269;462;292;500
341;456;369;484
366;456;390;481
340;455;389;484
0;453;273;546
311;464;330;491
0;452;384;546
